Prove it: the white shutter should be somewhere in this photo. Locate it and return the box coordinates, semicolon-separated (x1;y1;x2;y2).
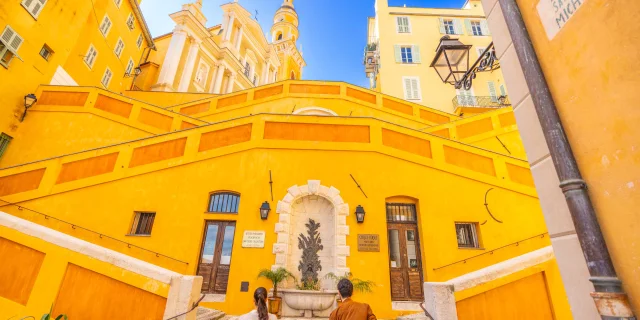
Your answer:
403;17;410;33
488;81;497;102
453;19;464;35
394;45;402;63
412;45;421;64
137;34;143;48
499;85;506;97
404;78;413;100
411;78;420;100
22;0;34;7
464;19;473;35
126;59;134;75
438;18;446;34
85;45;98;67
31;0;46;17
1;26;23;52
481;20;491;35
102;68;112;87
396;17;403;33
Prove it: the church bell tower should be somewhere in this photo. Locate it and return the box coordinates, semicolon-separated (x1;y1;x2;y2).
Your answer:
270;0;305;80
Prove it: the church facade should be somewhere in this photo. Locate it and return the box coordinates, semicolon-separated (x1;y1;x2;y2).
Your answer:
134;0;304;94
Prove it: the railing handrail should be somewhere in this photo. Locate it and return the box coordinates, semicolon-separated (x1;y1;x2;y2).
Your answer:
433;232;548;271
0;200;189;266
452;95;511;109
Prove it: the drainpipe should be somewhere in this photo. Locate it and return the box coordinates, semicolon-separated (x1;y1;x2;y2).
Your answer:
498;0;636;319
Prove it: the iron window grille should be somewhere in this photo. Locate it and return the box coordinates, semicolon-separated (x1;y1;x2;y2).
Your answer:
455;223;479;248
386;203;417;223
130;212;155;235
0;133;13;158
39;44;53;61
208;192;240;213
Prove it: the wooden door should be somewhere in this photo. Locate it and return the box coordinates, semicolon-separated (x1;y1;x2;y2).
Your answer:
196;221;236;294
387;223;424;301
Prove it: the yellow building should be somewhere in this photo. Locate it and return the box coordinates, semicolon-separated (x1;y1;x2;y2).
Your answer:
134;0;305;94
0;0;155;136
0;1;575;320
482;0;640;318
367;0;509;115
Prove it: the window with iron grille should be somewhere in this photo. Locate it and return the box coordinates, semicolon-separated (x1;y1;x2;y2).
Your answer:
455;223;479;248
0;133;13;158
40;44;53;61
386;203;417;222
129;212;155;235
208;192;240;213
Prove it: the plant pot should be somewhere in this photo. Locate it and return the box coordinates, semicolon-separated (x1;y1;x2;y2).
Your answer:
268;297;282;318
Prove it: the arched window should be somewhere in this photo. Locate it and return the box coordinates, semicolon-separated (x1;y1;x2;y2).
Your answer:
208;192;240;213
277;33;283;40
290;71;296;80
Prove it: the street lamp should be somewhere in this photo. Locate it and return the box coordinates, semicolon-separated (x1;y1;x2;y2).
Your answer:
21;93;37;122
260;201;271;220
430;36;472;89
355;205;365;223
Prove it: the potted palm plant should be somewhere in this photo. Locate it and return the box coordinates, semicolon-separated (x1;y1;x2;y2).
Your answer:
325;272;376;306
258;267;296;318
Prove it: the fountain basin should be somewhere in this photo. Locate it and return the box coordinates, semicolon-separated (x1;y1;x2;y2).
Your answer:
279;289;338;318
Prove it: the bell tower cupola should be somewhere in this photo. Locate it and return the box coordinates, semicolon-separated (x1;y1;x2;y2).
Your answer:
271;0;299;44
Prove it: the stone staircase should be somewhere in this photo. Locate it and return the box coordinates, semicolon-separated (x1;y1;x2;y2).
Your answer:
196;307;234;320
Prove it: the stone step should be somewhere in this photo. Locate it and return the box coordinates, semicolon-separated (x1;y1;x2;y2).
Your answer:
196;307;226;320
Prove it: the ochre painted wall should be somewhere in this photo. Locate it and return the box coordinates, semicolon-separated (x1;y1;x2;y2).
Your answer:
516;0;640;311
0;226;169;319
0;0;150;137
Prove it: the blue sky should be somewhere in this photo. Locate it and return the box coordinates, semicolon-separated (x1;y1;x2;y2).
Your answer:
140;0;466;88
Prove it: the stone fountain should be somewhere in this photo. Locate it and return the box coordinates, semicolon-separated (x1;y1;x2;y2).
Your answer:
280;217;338;318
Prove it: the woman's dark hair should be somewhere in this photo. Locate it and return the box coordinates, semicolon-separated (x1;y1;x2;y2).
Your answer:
254;287;269;320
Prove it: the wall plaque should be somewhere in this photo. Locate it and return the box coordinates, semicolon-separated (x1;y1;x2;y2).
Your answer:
537;0;586;40
242;231;266;248
357;234;380;252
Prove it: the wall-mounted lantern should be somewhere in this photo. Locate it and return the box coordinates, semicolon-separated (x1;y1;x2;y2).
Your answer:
430;36;472;89
355;205;365;223
21;93;37;122
431;36;500;90
260;201;271;220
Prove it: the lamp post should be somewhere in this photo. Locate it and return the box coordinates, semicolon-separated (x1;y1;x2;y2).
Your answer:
430;36;499;90
355;205;365;223
260;201;271;220
21;93;37;122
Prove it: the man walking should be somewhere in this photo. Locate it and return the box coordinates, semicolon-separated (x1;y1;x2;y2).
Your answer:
330;279;377;320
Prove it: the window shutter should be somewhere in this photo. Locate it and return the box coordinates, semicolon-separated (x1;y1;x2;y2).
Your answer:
404;78;413;100
481;20;491;35
464;19;473;35
453;19;464;35
477;47;485;58
31;0;46;17
500;84;506;97
22;0;34;7
404;17;410;33
412;45;421;64
396;17;403;33
394;45;402;63
438;18;446;34
1;26;23;52
411;78;420;100
488;81;497;102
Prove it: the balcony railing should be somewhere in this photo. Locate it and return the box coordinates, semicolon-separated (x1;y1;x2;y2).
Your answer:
452;95;511;109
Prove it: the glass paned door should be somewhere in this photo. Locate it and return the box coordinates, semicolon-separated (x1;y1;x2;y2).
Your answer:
197;221;236;293
387;223;424;301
